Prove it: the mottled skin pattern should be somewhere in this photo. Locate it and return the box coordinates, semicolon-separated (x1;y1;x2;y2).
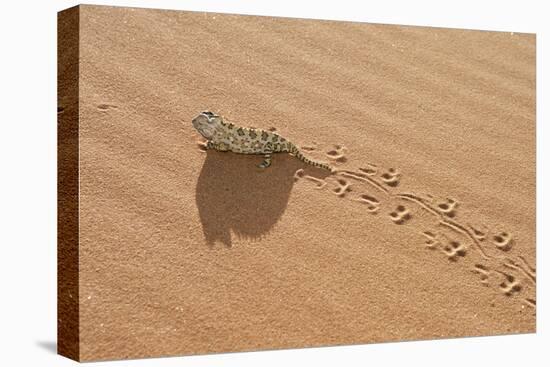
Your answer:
192;111;333;171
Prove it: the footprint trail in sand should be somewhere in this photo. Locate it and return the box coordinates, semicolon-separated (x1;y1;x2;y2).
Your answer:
292;142;536;312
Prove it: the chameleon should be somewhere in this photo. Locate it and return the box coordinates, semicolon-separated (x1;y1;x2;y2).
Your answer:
192;111;333;172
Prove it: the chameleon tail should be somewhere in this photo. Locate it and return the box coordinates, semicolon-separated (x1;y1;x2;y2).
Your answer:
289;143;333;172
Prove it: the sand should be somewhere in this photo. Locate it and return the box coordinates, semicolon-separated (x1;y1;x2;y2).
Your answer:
58;5;536;361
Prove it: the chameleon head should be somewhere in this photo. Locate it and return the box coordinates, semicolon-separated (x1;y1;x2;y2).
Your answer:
192;111;224;140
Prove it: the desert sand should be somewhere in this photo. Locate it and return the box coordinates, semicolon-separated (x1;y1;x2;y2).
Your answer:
59;5;535;361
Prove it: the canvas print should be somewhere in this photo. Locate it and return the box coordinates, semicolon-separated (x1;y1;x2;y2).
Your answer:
58;5;536;362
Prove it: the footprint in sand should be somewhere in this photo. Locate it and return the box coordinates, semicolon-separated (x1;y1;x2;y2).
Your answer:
472;264;490;285
355;193;380;213
380;168;400;187
491;231;513;251
294;168;305;182
468;224;488;242
389;205;411;224
441;238;467;261
421;230;440;249
435;198;459;218
326;144;347;163
497;271;522;296
293;169;327;188
332;178;352;197
358;164;378;176
300;142;317;151
472;262;534;305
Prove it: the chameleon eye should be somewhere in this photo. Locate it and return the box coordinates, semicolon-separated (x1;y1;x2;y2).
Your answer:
209;116;223;125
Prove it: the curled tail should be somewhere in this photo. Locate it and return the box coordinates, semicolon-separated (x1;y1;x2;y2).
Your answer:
288;143;333;172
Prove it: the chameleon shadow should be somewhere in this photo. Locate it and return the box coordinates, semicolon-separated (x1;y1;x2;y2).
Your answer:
195;151;307;246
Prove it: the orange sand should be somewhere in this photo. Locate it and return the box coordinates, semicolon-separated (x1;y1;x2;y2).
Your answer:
66;5;535;361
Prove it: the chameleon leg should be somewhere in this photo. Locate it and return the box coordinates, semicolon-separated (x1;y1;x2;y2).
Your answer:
214;142;230;151
201;141;229;152
205;140;215;150
258;153;273;169
206;141;230;151
197;140;212;151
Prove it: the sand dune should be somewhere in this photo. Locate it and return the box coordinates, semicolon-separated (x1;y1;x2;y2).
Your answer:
62;5;535;361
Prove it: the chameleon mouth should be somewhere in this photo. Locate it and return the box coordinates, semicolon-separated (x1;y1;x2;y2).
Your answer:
196;128;213;139
192;121;214;140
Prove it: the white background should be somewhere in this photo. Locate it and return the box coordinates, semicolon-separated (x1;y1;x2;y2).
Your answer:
0;0;547;365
